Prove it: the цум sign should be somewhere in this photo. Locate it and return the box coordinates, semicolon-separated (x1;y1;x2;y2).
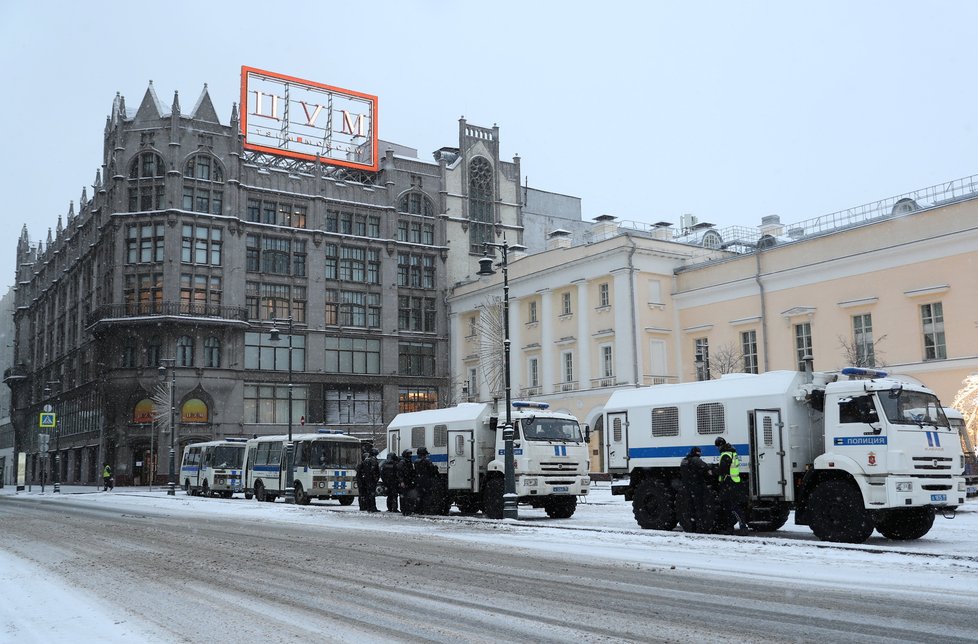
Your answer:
240;66;378;171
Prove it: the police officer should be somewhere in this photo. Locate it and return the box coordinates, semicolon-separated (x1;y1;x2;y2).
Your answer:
715;437;749;534
355;449;370;510
396;449;418;516
679;446;711;532
102;463;113;491
361;449;381;512
380;452;400;512
415;446;438;514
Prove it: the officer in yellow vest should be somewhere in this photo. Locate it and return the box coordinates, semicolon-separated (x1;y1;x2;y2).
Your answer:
715;437;749;534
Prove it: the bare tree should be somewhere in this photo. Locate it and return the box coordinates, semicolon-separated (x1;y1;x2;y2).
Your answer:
837;334;888;369
709;341;745;377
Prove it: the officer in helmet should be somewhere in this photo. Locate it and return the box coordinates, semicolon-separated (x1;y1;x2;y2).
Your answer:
380;452;400;512
396;449;418;516
415;446;438;514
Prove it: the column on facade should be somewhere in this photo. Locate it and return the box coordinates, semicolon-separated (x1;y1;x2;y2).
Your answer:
573;279;591;391
537;289;554;394
612;267;638;386
450;312;463;401
508;297;522;398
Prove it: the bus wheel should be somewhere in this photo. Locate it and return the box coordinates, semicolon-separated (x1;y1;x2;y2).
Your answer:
338;496;355;506
809;480;874;543
632;479;677;531
255;482;267;502
874;506;935;540
294;483;310;505
482;477;505;519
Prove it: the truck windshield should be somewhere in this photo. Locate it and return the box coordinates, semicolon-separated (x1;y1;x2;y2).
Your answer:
878;390;949;427
520;417;582;442
210;446;245;469
311;441;360;468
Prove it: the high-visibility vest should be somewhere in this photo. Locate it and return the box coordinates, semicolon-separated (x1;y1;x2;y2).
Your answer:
103;466;112;478
718;450;740;484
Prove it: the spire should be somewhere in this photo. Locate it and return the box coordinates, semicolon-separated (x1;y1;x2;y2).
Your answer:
118;94;127;120
172;90;181;116
134;80;164;121
80;186;88;207
94;169;102;190
230;101;239;129
67;200;75;222
190;83;220;124
57;214;64;234
46;228;53;246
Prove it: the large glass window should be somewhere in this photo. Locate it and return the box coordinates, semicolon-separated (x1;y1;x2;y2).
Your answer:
325;337;381;374
204;336;221;368
245;197;307;228
243;384;307;424
324;388;382;425
741;330;758;374
124;273;162;315
126;223;165;264
795;322;813;370
921;302;946;361
852;314;875;367
398;386;438;413
127;152;166;211
182;154;224;214
398;341;436;376
695;337;710;381
398;296;436;332
177;335;194;367
244;331;306;371
245;282;305;323
181;224;222;265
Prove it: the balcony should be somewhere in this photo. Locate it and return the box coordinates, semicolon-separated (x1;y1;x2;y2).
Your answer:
87;302;250;329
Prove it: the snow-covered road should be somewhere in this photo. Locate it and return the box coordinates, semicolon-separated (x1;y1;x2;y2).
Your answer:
2;483;976;643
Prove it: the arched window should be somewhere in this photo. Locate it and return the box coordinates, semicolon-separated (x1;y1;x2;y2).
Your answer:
183;154;225;214
128;152;167;211
204;336;221;368
399;192;434;216
177;335;194;367
468;157;494;253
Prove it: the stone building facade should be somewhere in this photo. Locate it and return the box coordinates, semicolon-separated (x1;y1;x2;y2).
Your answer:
4;82;525;486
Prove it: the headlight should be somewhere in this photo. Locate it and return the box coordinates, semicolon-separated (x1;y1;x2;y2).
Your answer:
960;481;967;492
896;481;913;492
581;477;590;486
523;478;538;487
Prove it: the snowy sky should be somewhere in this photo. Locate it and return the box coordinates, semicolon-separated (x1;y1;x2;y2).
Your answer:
2;1;978;288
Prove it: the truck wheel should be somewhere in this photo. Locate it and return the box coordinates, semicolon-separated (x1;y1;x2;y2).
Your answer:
748;499;791;532
483;477;505;519
294;482;310;505
544;496;577;518
338;496;355;506
874;506;935;540
632;479;677;531
809;480;874;543
456;495;480;515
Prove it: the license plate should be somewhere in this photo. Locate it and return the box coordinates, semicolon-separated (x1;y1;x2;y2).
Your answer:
553;486;568;493
931;493;947;503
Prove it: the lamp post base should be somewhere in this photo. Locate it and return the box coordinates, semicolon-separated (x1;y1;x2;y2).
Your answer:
167;482;176;496
503;493;518;519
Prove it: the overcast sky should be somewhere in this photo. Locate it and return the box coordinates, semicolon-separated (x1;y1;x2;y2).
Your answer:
2;1;977;288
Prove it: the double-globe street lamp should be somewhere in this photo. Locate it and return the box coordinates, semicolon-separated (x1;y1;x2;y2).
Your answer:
477;239;526;520
158;358;177;496
268;316;296;504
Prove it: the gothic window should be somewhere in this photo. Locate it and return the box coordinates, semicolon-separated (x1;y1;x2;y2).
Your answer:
183;154;225;215
399;192;435;217
468;157;494;253
128;152;167;211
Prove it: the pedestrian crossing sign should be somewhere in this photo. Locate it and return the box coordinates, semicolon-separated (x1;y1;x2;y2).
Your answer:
39;412;56;428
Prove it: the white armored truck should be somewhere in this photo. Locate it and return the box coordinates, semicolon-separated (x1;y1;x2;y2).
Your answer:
387;401;590;518
606;367;966;543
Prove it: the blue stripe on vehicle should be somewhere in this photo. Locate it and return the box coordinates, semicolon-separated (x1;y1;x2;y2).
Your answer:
628;443;749;459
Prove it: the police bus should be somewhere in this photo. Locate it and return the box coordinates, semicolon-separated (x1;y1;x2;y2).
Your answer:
946;407;978;500
180;439;248;498
243;430;361;505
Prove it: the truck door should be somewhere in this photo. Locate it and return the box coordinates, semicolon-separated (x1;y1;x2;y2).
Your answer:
447;430;475;491
606;412;629;472
749;409;785;497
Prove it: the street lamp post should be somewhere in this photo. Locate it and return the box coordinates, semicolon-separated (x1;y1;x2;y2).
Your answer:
477;239;525;520
269;316;296;504
44;381;61;493
158;358;177;496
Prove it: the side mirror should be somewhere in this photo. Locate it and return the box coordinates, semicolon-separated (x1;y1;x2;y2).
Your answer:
584;424;591;444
